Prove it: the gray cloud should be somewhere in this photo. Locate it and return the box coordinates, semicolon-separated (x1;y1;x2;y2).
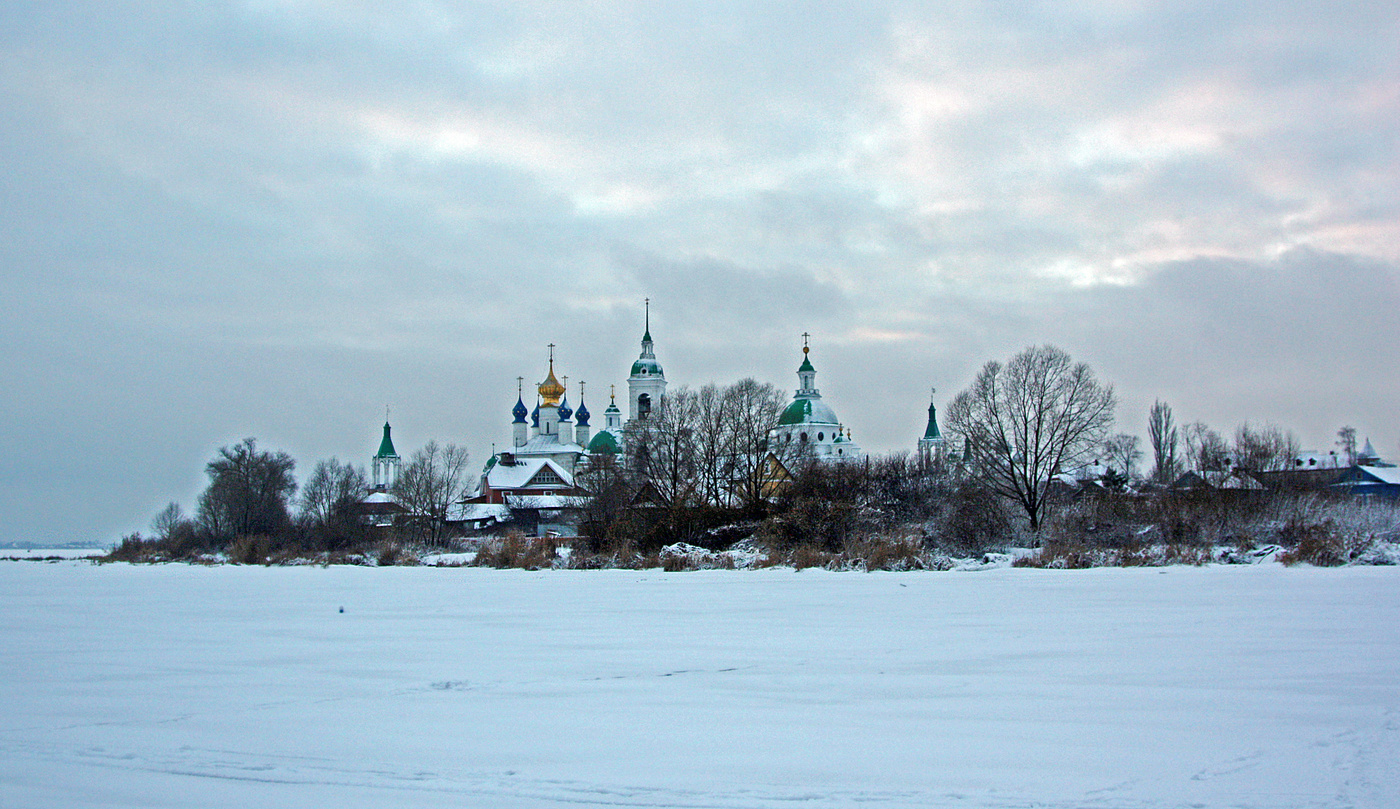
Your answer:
2;1;1396;544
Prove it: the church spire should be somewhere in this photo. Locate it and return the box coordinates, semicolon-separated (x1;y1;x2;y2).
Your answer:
796;333;818;397
923;387;942;441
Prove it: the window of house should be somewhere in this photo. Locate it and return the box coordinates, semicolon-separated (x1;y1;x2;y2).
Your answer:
531;467;564;487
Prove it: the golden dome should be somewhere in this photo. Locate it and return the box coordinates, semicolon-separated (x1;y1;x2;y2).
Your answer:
538;362;565;406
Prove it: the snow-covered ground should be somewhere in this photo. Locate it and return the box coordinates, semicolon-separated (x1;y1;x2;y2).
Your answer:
0;547;104;560
2;562;1397;808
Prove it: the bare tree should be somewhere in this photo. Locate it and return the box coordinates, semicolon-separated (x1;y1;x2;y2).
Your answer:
690;383;730;505
1233;423;1298;472
150;501;185;542
574;453;638;550
1147;400;1179;483
1102;433;1142;480
392;441;472;546
719;378;794;513
1337;426;1358;467
630;385;701;506
946;345;1116;532
196;438;297;541
1183;422;1229;475
300;458;368;527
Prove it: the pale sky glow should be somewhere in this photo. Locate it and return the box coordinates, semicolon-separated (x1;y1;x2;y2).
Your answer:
2;1;1397;544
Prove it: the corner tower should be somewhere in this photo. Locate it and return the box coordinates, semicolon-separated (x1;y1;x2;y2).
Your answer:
918;387;946;468
372;417;401;490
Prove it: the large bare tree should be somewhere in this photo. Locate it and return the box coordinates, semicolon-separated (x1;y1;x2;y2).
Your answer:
719;378;795;513
392;441;472;545
946;345;1116;532
299;458;368;527
629;385;701;506
1147;400;1179;483
627;378;792;513
1232;423;1298;472
1337;426;1358;466
1102;433;1142;480
1183;422;1229;475
196;437;297;541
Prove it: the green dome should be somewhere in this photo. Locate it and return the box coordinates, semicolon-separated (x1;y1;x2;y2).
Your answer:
587;430;621;455
630;358;664;377
777;397;840;426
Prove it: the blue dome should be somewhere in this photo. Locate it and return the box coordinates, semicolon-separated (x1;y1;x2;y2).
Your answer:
575;399;591;426
531;403;540;429
512;396;528;424
557;396;573;422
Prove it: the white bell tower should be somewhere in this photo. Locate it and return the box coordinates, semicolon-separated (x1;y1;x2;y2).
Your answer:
627;299;667;426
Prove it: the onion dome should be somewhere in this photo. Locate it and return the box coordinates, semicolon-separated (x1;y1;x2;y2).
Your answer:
558;396;573;422
512;396;529;424
538;363;565;406
531;402;540;429
575;398;591;427
588;429;620;455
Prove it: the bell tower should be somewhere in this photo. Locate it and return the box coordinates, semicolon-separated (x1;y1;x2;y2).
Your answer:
627;299;667;426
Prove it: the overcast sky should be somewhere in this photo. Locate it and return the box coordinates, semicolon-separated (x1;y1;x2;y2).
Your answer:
3;1;1397;545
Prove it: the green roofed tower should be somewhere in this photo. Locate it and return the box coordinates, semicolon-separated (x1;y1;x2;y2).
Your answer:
918;387;946;467
372;418;401;491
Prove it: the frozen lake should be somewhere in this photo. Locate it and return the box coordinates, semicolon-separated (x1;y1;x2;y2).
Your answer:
2;562;1397;808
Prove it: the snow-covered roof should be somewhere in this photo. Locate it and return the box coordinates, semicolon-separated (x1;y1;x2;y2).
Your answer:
513;433;586;456
1348;466;1400;486
504;494;589;510
1291;450;1345;469
446;502;511;523
361;491;400;505
486;457;574;490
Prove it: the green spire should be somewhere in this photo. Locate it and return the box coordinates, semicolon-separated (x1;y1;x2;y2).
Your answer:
376;421;398;458
923;402;942;441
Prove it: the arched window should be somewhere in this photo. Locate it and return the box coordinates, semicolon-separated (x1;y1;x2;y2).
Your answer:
818;432;825;441
800;432;808;442
637;393;651;420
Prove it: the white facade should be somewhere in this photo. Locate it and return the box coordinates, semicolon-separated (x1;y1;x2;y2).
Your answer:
768;342;862;462
627;316;667;427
